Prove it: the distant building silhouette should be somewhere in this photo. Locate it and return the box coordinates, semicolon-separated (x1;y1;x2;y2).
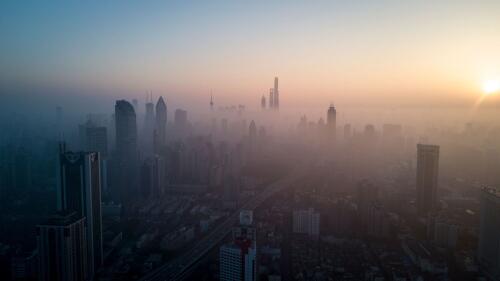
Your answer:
416;144;439;215
273;77;279;110
155;96;167;148
174;109;188;129
57;147;103;277
269;89;274;109
37;211;88;281
114;100;139;202
478;187;500;280
261;95;266;109
327;104;336;142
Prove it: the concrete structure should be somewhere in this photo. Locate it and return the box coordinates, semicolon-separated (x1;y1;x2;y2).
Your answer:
293;208;320;238
57;147;103;277
416;144;440;215
37;212;88;281
478;187;500;280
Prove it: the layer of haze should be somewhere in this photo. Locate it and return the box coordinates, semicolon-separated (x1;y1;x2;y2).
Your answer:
1;0;500;114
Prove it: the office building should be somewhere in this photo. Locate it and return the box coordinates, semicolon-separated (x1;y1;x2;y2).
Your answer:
261;95;266;109
174;109;188;129
219;210;257;281
273;77;279;109
416;144;440;215
327;104;336;142
114;100;139;201
293;208;320;238
155;96;167;148
57;147;102;277
37;211;88;281
478;187;500;280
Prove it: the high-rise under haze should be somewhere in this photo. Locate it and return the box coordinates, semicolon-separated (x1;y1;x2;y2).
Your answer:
37;211;88;281
478;187;500;280
57;147;103;277
114;100;139;201
273;76;279;110
416;144;440;215
155;96;167;148
327;104;337;142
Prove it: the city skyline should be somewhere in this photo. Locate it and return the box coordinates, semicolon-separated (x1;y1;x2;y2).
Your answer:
1;1;500;111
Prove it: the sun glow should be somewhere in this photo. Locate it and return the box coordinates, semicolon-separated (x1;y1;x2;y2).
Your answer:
482;79;500;95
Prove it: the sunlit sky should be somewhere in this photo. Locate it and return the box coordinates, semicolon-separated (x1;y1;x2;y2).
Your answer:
1;0;500;108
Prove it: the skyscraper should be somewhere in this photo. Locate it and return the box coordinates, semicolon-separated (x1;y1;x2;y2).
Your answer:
219;210;257;281
273;76;279;110
416;144;440;215
478;187;500;280
57;148;103;277
327;104;336;142
269;89;274;109
174;109;188;128
261;95;266;109
114;100;138;201
155;96;167;148
37;211;88;281
144;94;156;154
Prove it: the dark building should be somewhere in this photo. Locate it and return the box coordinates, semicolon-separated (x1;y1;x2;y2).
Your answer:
174;109;187;129
114;100;138;201
416;144;440;215
327;104;337;142
57;147;102;277
155;96;167;148
478;187;500;280
37;211;88;281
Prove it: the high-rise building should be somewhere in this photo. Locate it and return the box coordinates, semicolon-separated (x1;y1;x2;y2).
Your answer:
416;144;440;215
261;95;266;109
155;96;167;148
114;100;138;201
273;77;279;109
85;126;108;158
356;180;379;229
478;187;500;280
37;211;88;281
269;89;274;109
143;95;156;154
327;104;336;142
219;210;257;281
140;155;165;198
293;208;320;238
174;109;188;129
344;123;352;140
57;147;103;277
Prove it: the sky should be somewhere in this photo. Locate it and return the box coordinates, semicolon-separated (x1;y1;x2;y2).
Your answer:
1;0;500;112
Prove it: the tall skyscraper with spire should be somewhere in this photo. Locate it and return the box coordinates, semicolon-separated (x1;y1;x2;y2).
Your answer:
144;92;155;154
210;94;214;111
155;96;167;148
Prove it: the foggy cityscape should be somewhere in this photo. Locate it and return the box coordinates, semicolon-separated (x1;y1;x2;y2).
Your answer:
1;1;500;281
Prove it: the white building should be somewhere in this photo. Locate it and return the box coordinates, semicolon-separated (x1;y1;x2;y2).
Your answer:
219;210;257;281
293;208;320;237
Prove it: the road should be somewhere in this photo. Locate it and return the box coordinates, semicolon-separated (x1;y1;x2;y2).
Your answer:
139;166;306;281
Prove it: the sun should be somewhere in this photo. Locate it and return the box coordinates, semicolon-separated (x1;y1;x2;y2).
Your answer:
482;79;500;95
